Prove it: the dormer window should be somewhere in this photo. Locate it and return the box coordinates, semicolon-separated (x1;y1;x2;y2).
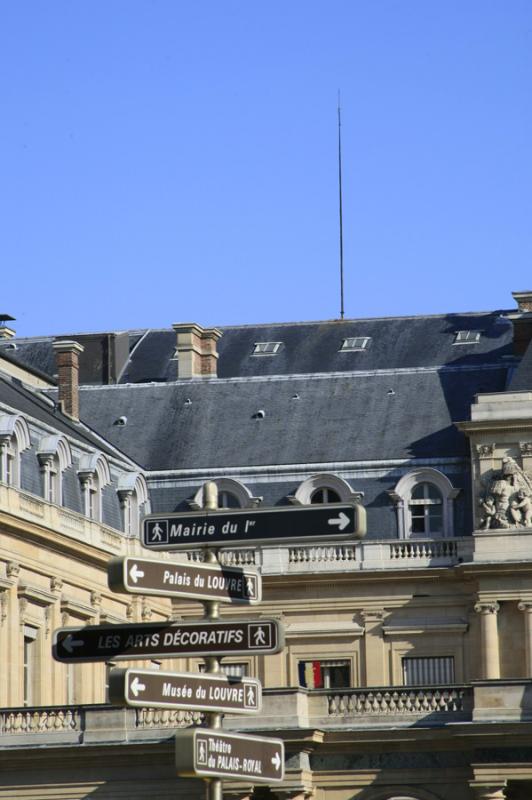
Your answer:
340;337;371;352
453;330;481;344
0;414;30;488
37;434;72;506
252;342;282;356
78;453;111;522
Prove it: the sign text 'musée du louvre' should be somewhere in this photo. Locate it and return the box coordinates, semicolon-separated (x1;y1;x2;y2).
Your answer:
142;502;365;551
175;729;284;784
52;619;284;663
109;667;261;714
107;556;261;605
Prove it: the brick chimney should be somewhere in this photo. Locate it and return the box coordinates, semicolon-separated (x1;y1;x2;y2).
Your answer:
172;323;222;378
53;340;84;420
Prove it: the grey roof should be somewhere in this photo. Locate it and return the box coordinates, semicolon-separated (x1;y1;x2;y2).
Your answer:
5;311;515;385
77;365;509;471
0;372;137;465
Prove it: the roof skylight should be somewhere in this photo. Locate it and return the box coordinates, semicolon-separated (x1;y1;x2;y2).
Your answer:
252;342;282;356
340;337;371;352
453;331;481;344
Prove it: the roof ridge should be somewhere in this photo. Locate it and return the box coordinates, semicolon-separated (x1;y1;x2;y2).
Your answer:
7;309;514;342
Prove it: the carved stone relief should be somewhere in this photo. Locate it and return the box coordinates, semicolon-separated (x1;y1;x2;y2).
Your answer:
478;455;532;530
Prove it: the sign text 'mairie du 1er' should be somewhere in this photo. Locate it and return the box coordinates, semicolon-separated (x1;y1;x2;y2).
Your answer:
143;502;364;551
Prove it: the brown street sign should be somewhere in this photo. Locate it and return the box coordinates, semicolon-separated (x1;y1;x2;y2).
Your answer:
175;728;284;783
52;618;284;663
107;556;261;605
109;667;261;714
142;501;365;551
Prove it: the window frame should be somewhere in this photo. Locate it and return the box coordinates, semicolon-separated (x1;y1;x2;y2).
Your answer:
453;330;481;345
0;414;30;488
298;658;351;689
292;473;362;506
251;341;283;356
339;336;371;352
389;468;459;539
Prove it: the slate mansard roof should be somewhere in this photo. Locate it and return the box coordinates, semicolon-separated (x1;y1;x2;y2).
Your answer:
2;309;518;472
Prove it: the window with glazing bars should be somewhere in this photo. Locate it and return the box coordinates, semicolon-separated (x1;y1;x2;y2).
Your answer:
402;656;455;685
252;342;282;355
340;337;371;351
453;330;481;344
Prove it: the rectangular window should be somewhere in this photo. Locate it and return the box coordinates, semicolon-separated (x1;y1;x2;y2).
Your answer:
23;626;38;706
298;659;350;689
252;342;282;356
453;330;481;344
402;656;455;685
340;337;371;351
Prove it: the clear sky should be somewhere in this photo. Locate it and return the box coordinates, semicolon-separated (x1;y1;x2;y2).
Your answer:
1;1;531;337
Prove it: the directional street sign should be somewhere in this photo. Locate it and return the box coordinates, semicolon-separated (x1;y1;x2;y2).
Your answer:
175;728;284;783
52;619;284;663
107;556;261;604
109;667;262;714
142;502;365;551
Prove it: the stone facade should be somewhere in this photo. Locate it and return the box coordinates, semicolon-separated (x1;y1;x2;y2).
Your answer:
1;294;532;798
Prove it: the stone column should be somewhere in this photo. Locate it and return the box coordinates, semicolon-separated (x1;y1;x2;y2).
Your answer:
469;783;507;799
474;601;501;679
518;601;532;677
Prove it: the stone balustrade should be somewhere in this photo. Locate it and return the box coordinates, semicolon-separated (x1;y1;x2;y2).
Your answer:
0;706;81;734
3;681;532;747
325;685;469;717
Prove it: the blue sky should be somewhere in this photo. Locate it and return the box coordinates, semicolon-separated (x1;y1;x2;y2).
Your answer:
1;1;531;337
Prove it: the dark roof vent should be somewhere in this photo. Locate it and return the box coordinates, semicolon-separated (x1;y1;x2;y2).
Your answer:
253;409;265;419
114;415;128;426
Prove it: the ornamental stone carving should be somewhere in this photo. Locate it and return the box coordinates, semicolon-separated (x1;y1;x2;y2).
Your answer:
476;443;495;458
478;456;532;530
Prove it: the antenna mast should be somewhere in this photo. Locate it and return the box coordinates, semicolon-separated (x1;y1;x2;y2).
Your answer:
337;91;345;320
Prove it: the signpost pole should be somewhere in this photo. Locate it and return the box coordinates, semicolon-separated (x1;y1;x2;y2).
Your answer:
203;483;223;800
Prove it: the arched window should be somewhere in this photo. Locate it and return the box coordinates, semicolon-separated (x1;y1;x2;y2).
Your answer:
0;414;30;488
37;435;72;505
117;472;150;536
77;453;111;522
310;487;341;504
292;473;362;506
389;469;459;539
190;479;261;510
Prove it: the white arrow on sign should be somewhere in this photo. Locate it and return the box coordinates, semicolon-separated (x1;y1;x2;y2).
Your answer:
271;751;282;771
327;512;350;531
130;677;146;697
129;563;145;584
63;634;84;654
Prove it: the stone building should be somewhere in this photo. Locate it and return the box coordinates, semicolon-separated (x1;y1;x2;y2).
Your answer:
0;291;532;799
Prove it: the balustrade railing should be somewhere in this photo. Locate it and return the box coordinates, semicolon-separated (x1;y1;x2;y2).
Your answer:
289;544;356;565
135;707;203;728
389;540;458;561
0;707;81;734
326;685;469;717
